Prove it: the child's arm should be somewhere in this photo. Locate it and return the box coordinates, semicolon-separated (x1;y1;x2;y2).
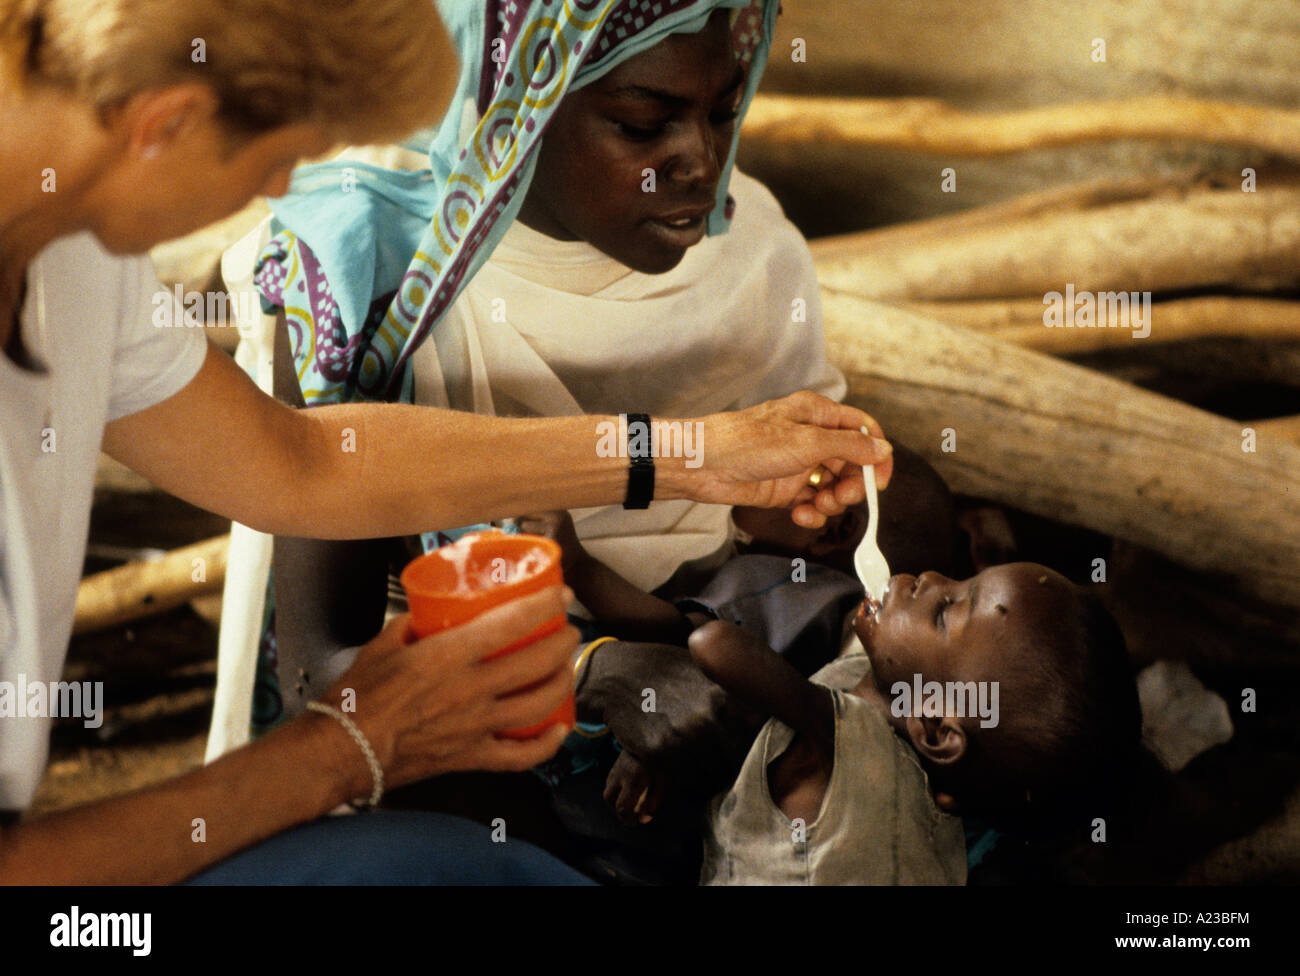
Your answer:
517;511;697;645
687;620;835;754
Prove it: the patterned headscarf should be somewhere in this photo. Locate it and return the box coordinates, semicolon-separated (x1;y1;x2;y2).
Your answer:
255;0;778;407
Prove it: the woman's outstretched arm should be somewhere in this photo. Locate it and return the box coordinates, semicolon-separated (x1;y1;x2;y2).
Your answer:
101;344;895;541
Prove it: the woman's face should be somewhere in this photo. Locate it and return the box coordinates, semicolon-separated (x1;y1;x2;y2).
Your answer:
515;11;746;274
87;98;333;254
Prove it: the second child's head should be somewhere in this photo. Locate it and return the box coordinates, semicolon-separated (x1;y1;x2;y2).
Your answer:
730;504;866;574
853;563;1139;820
516;9;745;274
731;445;957;577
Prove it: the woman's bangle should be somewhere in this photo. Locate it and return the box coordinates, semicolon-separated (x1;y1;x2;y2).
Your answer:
306;701;384;810
572;636;619;739
574;636;618;693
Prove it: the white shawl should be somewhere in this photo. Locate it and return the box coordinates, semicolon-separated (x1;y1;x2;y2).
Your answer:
411;169;845;592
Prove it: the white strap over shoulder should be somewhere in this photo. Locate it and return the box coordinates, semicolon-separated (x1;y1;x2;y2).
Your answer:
204;217;277;763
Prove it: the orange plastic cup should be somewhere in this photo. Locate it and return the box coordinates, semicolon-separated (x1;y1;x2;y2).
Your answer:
399;531;573;739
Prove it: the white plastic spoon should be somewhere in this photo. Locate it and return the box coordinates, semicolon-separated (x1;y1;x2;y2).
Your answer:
852;426;891;607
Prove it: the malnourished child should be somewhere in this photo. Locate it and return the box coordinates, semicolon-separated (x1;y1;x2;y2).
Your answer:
527;507;1140;885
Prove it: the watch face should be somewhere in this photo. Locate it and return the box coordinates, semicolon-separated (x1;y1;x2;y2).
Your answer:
626;413;653;459
618;414;655;509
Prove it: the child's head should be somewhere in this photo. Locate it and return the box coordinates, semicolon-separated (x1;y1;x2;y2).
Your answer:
730;504;866;574
516;8;744;274
853;563;1139;818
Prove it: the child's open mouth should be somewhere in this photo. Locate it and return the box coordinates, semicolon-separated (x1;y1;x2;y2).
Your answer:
853;596;881;650
858;592;882;622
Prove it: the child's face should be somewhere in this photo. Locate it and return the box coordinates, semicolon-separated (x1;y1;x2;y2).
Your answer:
515;11;745;274
853;563;1080;694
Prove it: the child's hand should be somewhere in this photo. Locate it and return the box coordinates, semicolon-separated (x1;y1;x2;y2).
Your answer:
603;750;663;825
517;510;585;574
581;641;755;788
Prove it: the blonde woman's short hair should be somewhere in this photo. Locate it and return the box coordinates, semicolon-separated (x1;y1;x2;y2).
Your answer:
0;0;457;144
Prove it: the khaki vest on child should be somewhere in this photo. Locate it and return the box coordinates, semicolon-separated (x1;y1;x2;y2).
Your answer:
701;653;967;885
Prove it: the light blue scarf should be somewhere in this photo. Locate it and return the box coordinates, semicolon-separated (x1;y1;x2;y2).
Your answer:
255;0;778;410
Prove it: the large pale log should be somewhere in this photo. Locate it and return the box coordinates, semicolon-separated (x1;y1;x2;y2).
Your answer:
822;293;1300;616
745;95;1300;160
899;296;1300;352
762;1;1300;112
74;535;230;636
751;1;1300;233
811;179;1300;301
820;175;1196;248
1258;416;1300;448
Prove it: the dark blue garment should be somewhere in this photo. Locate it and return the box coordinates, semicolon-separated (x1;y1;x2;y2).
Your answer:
677;554;864;676
185;810;594;885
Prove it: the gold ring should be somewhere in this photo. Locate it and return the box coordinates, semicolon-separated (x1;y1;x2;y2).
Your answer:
808;468;825;488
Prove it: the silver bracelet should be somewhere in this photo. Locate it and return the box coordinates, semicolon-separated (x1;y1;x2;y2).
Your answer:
306;701;384;810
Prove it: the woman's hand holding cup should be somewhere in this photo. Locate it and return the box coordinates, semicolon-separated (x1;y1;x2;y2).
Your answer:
319;585;577;795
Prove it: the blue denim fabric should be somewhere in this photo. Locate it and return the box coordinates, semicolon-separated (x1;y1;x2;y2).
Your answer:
185;810;595;885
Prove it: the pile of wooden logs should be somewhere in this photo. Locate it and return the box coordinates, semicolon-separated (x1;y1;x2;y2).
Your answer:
821;294;1300;615
743;95;1300;164
80;95;1300;640
73;535;228;636
770;95;1300;633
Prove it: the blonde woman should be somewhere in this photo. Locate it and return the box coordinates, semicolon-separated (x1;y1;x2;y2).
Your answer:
0;0;891;882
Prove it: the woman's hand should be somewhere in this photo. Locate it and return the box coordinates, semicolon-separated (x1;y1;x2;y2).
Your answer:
318;587;578;794
677;392;894;529
0;586;578;885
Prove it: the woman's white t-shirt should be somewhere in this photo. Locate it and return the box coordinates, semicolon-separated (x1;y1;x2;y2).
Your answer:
0;232;208;810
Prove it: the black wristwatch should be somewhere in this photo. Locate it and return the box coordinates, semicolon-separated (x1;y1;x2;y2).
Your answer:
622;412;654;510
